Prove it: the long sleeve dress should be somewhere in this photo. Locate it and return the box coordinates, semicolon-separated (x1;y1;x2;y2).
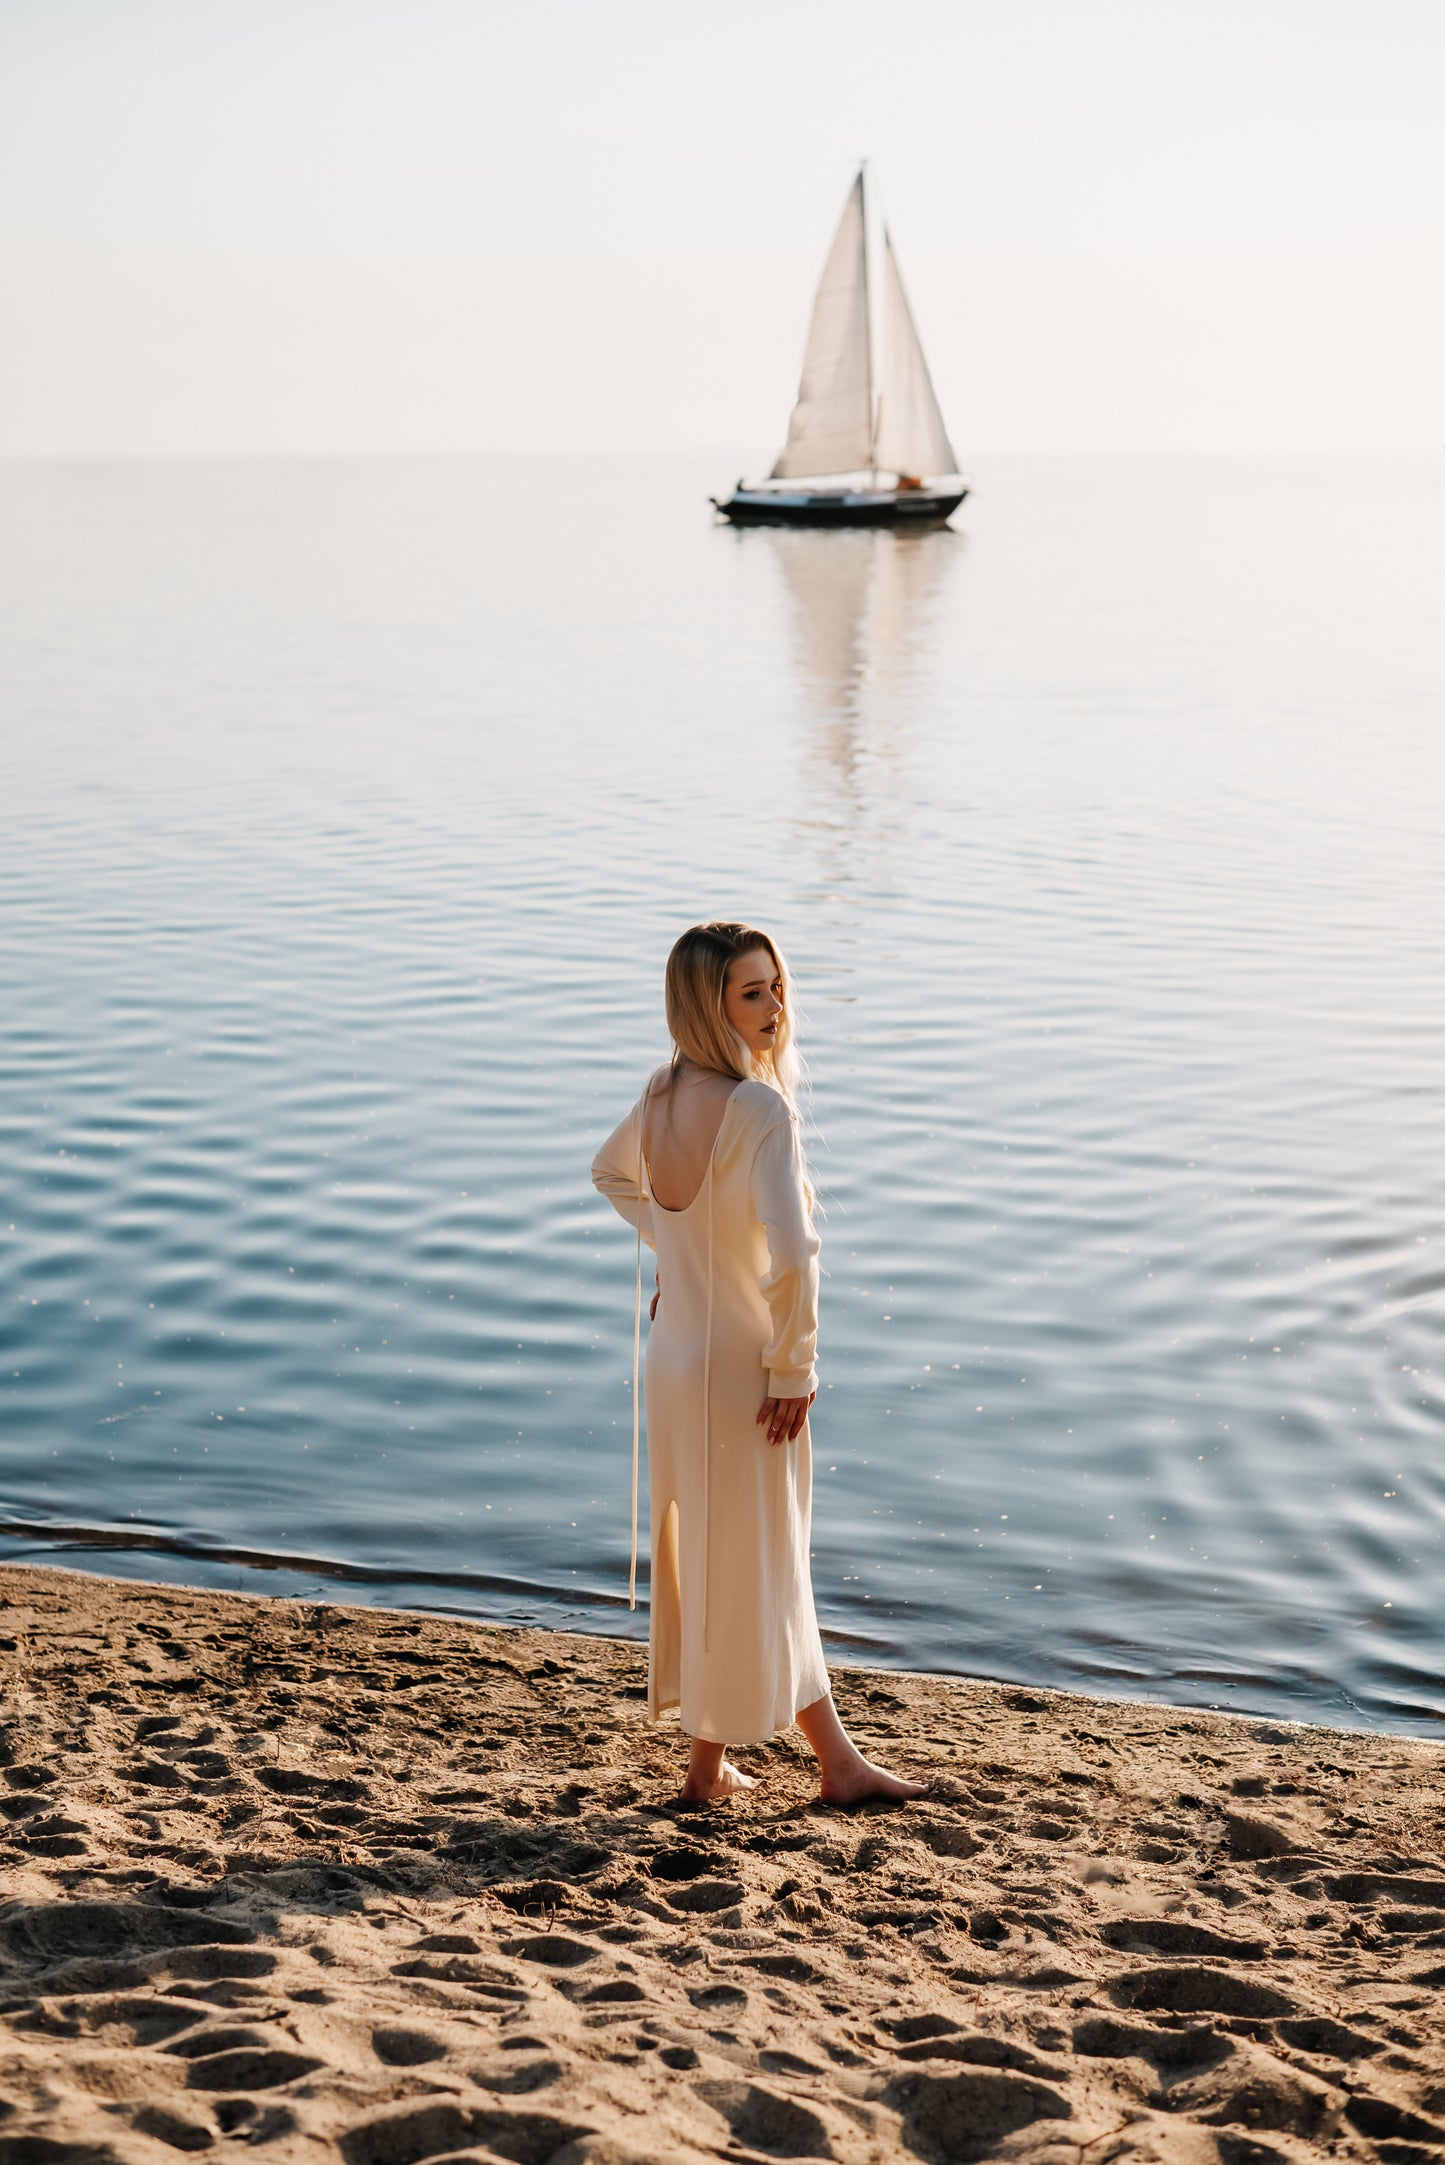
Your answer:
591;1072;831;1745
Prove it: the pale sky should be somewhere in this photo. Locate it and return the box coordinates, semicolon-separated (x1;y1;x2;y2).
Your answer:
2;0;1441;456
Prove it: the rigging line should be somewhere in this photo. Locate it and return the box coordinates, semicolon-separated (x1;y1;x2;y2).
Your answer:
629;1118;646;1610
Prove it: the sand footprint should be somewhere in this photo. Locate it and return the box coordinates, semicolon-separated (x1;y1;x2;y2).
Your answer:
744;1952;823;1986
501;1933;599;1971
1340;2092;1445;2148
372;2024;449;2065
133;2100;219;2152
1;1897;258;1970
14;1813;89;1857
391;1942;530;2001
181;2044;323;2092
492;1877;575;1918
339;2100;593;2165
658;1879;744;1916
165;1945;278;1982
3;1764;56;1792
883;2066;1074;2159
1111;1967;1297;2020
11;1991;209;2049
1273;2014;1380;2062
468;2051;567;2096
887;2027;1063;2079
1098;1917;1269;1960
687;1982;746;2012
694;2079;836;2158
644;1844;731;1880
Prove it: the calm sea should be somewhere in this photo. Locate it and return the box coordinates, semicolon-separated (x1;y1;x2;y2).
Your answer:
2;452;1442;1735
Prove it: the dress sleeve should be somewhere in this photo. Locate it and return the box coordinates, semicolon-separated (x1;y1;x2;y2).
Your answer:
750;1111;820;1398
591;1097;657;1252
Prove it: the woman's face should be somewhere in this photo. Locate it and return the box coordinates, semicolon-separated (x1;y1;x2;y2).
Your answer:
723;946;784;1059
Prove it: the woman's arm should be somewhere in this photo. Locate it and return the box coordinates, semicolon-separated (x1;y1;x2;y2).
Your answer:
591;1101;657;1251
750;1112;820;1401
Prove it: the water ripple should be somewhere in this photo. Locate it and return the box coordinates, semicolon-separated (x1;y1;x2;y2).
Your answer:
2;453;1442;1731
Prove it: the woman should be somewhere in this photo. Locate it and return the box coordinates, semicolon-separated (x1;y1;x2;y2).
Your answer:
592;921;925;1806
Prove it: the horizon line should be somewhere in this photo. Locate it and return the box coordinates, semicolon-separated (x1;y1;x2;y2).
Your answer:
0;445;1435;465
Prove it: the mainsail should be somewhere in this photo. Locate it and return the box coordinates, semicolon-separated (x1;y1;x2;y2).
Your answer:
770;172;874;480
871;230;960;480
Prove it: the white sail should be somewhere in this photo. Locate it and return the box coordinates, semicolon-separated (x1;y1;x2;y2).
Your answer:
771;172;874;480
872;230;959;480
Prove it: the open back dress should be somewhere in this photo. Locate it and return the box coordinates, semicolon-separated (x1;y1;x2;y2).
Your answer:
592;1071;831;1745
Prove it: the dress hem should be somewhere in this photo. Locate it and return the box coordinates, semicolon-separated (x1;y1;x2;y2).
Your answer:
647;1685;830;1751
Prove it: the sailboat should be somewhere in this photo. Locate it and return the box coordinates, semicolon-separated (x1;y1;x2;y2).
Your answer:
713;165;967;528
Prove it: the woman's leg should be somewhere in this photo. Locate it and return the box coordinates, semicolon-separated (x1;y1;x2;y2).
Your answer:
679;1736;756;1803
795;1693;929;1804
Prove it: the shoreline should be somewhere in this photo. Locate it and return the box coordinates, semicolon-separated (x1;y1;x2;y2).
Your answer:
3;1561;1443;2163
5;1542;1423;1746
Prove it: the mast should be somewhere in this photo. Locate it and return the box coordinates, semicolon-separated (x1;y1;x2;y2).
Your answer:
861;159;876;486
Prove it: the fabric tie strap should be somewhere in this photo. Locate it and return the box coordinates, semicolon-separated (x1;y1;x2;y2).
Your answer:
701;1157;714;1654
629;1142;647;1609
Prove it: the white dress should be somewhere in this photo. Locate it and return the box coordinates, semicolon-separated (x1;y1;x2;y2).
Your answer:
592;1072;831;1745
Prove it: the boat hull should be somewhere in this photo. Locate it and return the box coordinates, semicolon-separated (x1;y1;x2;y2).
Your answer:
713;486;967;529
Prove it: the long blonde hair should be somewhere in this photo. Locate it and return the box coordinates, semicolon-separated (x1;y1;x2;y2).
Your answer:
662;921;802;1106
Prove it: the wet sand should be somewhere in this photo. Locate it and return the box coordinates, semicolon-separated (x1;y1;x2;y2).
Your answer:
2;1562;1443;2163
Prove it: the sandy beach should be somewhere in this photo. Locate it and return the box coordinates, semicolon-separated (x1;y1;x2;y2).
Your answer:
2;1563;1443;2164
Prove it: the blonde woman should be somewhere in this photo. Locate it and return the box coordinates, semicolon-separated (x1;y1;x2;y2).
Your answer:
592;921;926;1806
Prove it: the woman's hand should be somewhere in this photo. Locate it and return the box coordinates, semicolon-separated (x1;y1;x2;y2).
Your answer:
756;1390;816;1445
649;1278;660;1323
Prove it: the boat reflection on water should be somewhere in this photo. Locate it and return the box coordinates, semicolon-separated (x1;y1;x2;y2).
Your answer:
754;525;960;796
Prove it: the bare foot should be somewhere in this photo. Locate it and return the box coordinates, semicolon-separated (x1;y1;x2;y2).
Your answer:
677;1759;757;1804
818;1754;929;1806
